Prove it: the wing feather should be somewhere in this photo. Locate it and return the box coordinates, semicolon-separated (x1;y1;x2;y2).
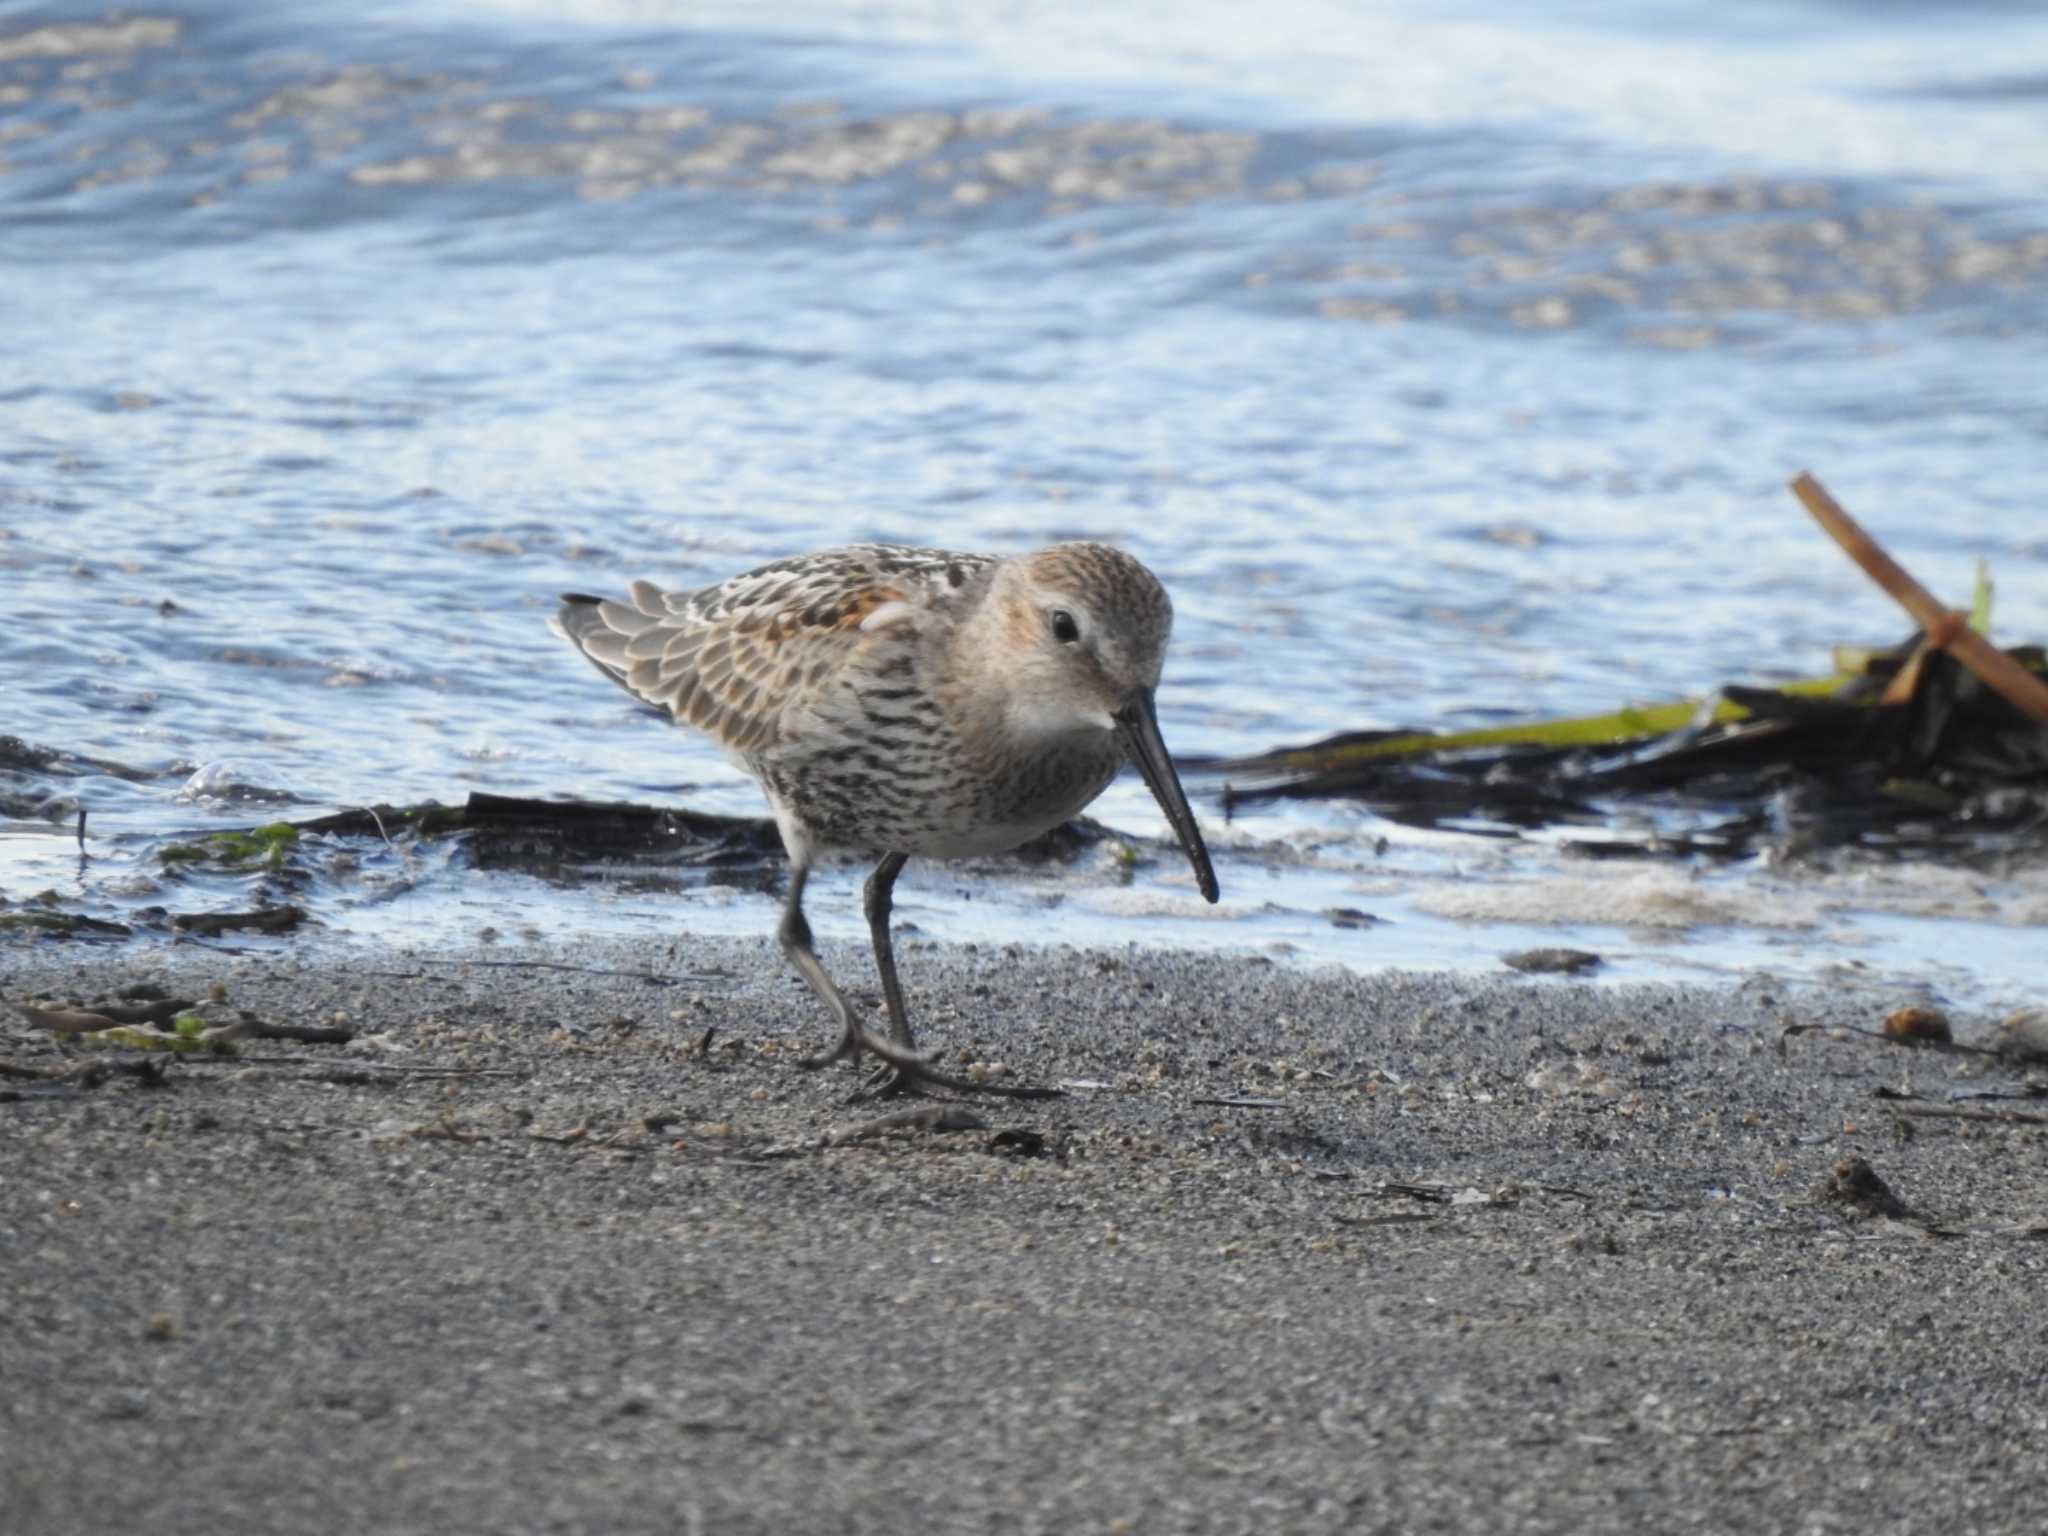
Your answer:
597;599;653;634
552;545;999;757
577;631;631;668
622;626;674;661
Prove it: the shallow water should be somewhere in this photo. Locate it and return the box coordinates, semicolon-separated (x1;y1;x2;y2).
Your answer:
4;0;2046;1006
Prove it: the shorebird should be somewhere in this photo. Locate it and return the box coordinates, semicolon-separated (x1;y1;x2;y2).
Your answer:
552;541;1219;1095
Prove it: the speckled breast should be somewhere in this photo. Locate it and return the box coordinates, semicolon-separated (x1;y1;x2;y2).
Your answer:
757;726;1125;860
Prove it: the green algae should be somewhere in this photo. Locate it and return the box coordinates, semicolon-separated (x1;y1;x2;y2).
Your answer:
158;822;300;871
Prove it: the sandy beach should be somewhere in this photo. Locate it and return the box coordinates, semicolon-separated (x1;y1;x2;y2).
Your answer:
5;934;2046;1535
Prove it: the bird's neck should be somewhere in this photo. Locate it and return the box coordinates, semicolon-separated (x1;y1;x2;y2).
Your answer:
934;587;1054;756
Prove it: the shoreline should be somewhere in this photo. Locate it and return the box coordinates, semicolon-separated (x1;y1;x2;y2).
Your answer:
6;935;2047;1533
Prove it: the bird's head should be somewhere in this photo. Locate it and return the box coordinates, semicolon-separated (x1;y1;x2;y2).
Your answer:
986;543;1218;903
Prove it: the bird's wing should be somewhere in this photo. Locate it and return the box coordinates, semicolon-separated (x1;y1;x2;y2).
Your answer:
552;546;994;756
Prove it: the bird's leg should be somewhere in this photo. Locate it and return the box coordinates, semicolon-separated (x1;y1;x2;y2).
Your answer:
780;863;861;1069
776;859;1058;1097
864;851;916;1050
858;851;932;1097
857;852;1063;1102
781;859;941;1076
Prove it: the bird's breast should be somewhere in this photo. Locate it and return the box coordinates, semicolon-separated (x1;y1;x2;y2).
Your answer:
756;711;1122;860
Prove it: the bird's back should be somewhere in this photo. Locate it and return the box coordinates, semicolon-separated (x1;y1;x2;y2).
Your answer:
552;544;992;760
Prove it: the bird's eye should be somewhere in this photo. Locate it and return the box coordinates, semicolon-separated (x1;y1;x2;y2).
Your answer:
1049;608;1080;645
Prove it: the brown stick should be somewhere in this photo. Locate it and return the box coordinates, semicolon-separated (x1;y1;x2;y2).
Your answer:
1887;1103;2048;1127
1790;472;2048;723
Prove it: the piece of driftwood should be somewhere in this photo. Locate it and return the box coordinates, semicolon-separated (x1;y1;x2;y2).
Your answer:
0;735;155;783
297;792;1110;873
431;792;783;869
18;1004;122;1034
1332;1211;1441;1229
751;1104;992;1159
171;906;308;936
83;998;199;1026
197;1010;354;1045
824;1105;989;1146
1503;948;1603;975
1778;1020;2000;1059
170;1053;523;1079
1199;474;2047;857
1792;473;2048;723
400;956;738;986
0;1057;170;1089
1886;1103;2048;1128
0;911;132;939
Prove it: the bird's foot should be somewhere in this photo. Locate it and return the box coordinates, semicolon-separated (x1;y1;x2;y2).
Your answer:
797;1021;1061;1099
853;1053;1063;1102
795;1026;860;1072
795;1020;936;1076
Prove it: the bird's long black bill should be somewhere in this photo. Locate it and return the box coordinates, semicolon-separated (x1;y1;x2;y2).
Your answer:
1117;689;1220;904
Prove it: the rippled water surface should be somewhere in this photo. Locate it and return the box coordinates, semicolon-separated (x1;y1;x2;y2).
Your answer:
5;0;2046;1004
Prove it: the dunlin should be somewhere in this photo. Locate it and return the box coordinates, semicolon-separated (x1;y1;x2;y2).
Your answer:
553;541;1218;1094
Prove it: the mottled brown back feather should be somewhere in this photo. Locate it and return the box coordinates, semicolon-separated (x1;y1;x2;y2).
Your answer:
551;545;998;758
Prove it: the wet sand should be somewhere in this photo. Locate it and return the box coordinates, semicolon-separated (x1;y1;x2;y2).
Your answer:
5;935;2046;1535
